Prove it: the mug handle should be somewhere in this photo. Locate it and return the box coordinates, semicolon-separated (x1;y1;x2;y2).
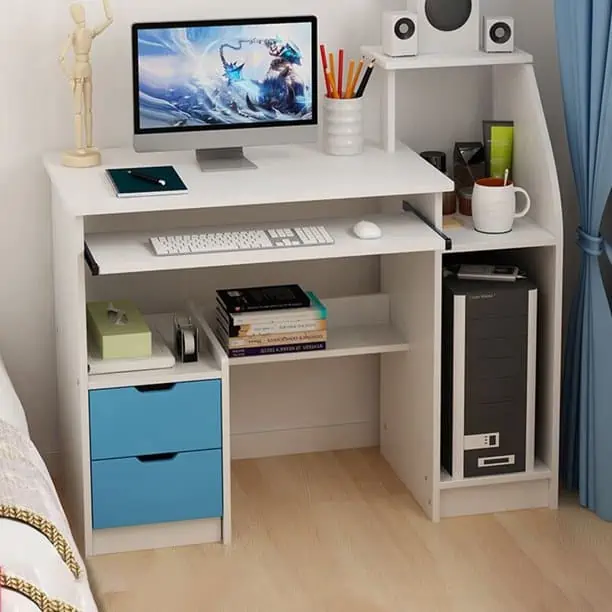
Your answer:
514;187;531;218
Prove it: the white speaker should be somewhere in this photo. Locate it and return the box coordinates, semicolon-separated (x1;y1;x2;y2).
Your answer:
483;17;515;53
382;11;418;57
412;0;480;54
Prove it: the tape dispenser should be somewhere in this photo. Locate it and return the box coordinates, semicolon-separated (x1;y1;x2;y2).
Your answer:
173;314;199;363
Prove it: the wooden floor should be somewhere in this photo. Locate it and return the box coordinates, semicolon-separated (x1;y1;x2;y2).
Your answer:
88;449;612;612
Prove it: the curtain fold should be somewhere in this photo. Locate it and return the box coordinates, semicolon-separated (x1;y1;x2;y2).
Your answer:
556;1;612;519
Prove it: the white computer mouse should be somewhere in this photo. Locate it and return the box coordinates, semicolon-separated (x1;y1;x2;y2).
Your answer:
353;220;383;240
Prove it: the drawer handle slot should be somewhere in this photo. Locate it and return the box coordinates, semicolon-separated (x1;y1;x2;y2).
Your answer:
135;383;176;393
137;452;178;463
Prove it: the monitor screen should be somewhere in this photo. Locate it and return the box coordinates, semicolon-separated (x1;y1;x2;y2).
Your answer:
133;17;317;135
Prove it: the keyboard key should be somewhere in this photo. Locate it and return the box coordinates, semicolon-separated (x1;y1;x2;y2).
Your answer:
318;226;334;243
311;227;325;243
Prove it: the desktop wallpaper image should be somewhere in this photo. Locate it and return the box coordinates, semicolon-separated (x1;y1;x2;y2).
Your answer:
137;23;314;130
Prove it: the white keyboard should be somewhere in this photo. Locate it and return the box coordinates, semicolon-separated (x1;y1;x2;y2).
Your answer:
149;225;335;257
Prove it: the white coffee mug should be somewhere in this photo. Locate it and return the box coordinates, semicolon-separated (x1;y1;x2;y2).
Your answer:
471;177;531;234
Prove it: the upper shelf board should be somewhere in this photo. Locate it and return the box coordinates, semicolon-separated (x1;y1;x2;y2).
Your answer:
360;46;533;71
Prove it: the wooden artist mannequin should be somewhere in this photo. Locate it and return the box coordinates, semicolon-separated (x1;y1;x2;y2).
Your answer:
59;0;113;168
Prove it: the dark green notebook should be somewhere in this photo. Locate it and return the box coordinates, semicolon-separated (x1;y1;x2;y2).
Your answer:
106;166;188;198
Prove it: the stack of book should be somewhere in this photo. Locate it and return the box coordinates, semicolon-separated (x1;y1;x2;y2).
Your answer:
215;284;327;358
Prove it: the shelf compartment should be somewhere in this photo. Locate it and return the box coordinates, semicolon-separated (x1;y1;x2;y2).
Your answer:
360;46;533;71
439;459;552;490
194;293;410;366
88;313;222;390
44;142;454;218
443;215;556;253
84;212;446;276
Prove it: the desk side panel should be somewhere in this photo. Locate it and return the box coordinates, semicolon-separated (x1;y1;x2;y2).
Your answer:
51;192;91;555
381;251;441;521
189;301;232;544
494;64;563;507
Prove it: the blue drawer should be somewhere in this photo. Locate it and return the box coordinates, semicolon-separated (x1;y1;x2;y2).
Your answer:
91;449;223;529
89;380;221;460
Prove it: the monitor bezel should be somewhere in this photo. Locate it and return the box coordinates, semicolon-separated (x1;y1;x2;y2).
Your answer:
131;15;319;136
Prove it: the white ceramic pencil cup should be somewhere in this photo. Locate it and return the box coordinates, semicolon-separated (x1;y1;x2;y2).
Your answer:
323;96;364;156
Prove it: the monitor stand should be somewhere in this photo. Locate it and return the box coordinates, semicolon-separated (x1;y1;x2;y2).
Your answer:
196;147;257;172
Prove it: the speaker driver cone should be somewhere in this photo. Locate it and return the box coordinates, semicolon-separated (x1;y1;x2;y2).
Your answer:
394;17;416;40
424;0;472;32
490;21;512;44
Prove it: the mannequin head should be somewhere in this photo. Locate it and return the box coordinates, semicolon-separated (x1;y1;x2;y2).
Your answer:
70;3;86;26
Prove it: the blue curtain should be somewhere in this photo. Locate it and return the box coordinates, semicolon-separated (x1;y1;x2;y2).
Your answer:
556;1;612;519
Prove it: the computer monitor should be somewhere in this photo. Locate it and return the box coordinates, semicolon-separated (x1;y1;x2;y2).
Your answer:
132;15;318;171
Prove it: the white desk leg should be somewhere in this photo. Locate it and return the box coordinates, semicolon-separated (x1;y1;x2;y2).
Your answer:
382;71;396;152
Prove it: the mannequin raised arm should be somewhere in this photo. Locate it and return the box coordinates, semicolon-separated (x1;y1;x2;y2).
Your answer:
92;0;113;38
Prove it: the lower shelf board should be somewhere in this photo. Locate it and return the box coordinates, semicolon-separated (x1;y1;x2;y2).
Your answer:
443;214;556;253
228;324;409;365
195;293;411;366
439;477;552;519
439;459;552;490
88;313;222;390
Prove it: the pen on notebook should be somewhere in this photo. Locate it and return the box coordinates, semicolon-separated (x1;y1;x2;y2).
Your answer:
128;169;166;187
355;59;375;98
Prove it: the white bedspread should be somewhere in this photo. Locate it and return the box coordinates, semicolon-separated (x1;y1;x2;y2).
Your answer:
0;356;97;611
0;358;28;435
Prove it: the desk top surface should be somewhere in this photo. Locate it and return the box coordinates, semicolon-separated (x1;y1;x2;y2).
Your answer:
43;142;454;217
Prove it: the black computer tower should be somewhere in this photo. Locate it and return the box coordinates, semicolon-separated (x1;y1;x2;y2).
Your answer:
442;277;537;478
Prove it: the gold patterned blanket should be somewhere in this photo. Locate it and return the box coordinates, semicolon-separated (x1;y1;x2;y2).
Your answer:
0;418;96;611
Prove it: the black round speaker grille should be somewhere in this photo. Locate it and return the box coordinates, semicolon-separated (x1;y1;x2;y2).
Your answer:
395;17;416;40
424;0;473;32
490;22;512;44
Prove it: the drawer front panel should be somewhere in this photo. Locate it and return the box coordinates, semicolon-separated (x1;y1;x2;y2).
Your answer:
89;380;221;460
92;449;222;529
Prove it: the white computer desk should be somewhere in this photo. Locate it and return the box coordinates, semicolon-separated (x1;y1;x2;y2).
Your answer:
45;132;562;557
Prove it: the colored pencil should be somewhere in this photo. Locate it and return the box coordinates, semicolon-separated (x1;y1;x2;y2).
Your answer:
319;44;332;97
344;59;356;99
319;48;371;99
320;44;329;72
326;69;339;99
338;49;344;98
349;57;365;98
355;59;375;98
323;72;333;98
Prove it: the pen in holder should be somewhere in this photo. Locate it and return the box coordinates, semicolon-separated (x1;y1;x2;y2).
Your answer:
323;96;364;156
174;315;199;363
